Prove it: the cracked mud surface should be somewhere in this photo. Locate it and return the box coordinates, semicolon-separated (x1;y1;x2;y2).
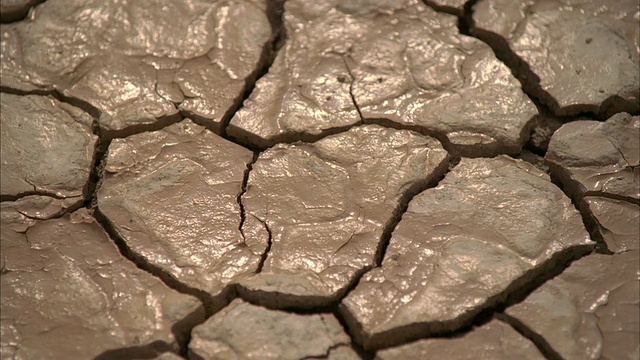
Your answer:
1;0;638;359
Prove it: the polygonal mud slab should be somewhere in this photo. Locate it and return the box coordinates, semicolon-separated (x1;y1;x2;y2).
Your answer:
98;120;259;304
0;0;272;134
505;251;640;360
0;203;204;359
473;0;640;116
340;156;594;350
375;319;545;360
228;0;537;156
237;125;449;308
580;196;640;253
0;93;97;205
189;299;358;360
545;113;639;202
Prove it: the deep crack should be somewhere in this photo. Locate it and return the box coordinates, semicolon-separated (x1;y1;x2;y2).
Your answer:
93;207;221;314
238;152;260;240
254;216;273;274
341;56;364;122
497;314;563;360
219;0;287;138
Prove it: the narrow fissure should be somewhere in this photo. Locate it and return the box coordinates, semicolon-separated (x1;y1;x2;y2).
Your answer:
92;208;218;316
582;191;640;206
362;117;459;157
342;56;364;122
497;314;563;360
1;191;67;203
332;309;375;360
254;216;273;274
0;85;101;120
546;166;635;254
374;157;453;266
328;156;456;352
219;0;287;138
346;243;592;351
237;152;259;240
235;151;275;275
460;5;617;120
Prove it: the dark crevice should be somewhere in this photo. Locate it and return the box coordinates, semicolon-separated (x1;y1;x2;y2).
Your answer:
14;201;82;221
92;208;222;317
546;160;637;254
497;314;563;360
100;113;184;140
422;0;465;17
228;122;363;152
332;309;375;360
582;191;640;206
0;85;101;120
238;152;259;239
219;0;287;138
92;207;230;356
339;243;593;350
374;157;453;266
93;341;176;360
254;216;273;274
465;9;635;119
237;151;453;311
0;85;189;142
328;157;455;350
236;151;275;275
83;125;110;210
366;114;540;159
577;198;614;255
341;56;364;122
457;0;478;35
363;117;502;158
1;191;66;203
0;0;45;23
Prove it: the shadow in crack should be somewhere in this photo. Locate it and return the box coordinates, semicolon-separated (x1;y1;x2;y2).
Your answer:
468;26;637;119
92;207;227;317
338;243;594;350
496;314;563;360
93;341;174;360
216;0;288;138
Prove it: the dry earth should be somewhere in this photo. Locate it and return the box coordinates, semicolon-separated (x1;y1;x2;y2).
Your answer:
1;0;638;359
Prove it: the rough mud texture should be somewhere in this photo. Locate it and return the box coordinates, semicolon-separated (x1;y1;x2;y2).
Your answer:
526;114;564;153
341;156;594;350
0;93;97;203
505;251;640;360
546;112;640;202
189;299;357;360
236;125;449;308
0;201;204;359
228;0;537;156
98;120;259;300
581;196;640;253
376;319;545;360
473;0;640;116
0;0;272;133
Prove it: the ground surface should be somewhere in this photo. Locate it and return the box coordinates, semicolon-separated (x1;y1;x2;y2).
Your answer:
0;0;638;359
